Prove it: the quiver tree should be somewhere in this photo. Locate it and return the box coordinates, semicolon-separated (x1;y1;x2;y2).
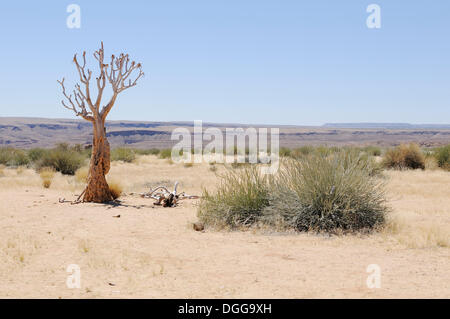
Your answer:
58;43;143;203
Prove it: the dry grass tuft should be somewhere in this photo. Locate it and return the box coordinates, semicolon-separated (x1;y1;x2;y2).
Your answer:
424;156;439;170
75;166;89;184
39;167;56;189
108;179;124;200
382;143;425;170
384;215;450;248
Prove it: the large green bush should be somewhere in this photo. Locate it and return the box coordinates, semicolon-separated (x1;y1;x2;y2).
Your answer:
198;150;387;233
35;146;86;175
263;151;387;232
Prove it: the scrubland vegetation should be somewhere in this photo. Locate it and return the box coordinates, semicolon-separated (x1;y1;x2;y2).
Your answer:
0;147;448;298
198;150;387;233
0;142;447;181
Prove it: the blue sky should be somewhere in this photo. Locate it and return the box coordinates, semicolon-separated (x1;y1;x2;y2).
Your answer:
0;0;449;125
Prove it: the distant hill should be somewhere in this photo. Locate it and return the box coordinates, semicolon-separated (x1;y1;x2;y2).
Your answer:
323;123;450;129
1;117;449;149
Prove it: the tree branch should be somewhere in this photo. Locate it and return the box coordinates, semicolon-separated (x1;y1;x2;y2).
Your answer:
73;51;94;111
93;42;107;110
58;43;143;123
57;78;94;122
102;50;144;120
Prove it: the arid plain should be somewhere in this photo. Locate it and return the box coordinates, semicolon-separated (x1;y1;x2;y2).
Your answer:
0;155;449;298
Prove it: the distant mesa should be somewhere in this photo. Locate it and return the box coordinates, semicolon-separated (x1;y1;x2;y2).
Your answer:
323;123;450;129
0;117;449;149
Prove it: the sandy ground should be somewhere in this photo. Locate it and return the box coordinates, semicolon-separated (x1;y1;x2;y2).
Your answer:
0;156;449;298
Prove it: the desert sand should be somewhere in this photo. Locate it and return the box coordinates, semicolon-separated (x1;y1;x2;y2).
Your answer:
0;156;449;298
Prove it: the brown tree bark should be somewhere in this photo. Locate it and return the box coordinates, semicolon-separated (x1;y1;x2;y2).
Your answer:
83;119;113;202
58;43;143;203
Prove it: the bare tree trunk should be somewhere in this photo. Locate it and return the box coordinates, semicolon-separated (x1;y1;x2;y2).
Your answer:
83;119;113;203
58;43;143;203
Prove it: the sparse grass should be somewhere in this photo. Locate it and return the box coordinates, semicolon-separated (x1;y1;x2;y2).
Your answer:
134;148;160;156
39;167;56;189
424;156;439;170
0;148;30;167
111;148;136;163
435;145;450;170
78;239;91;253
0;164;5;177
230;162;250;169
0;152;449;298
159;149;172;159
382;143;425;170
363;146;382;156
108;179;124;200
384;214;450;248
291;146;315;158
279;147;291;157
75;166;89;184
198;165;270;229
183;162;193;168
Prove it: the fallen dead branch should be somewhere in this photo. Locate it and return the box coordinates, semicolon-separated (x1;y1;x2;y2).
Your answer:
140;181;200;207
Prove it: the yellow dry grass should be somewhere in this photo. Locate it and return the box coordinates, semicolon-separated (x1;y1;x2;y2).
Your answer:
39;167;56;189
382;170;450;248
75;166;89;184
0;155;448;298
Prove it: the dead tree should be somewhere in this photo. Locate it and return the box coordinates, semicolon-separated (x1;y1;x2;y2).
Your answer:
58;43;143;203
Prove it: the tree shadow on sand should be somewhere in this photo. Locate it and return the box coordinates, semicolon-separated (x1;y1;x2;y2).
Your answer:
102;200;156;210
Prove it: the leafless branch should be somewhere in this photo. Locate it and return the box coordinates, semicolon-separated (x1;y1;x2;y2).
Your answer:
58;42;143;122
102;49;144;120
57;78;94;122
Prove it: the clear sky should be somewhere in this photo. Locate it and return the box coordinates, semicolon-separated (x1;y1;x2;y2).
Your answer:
0;0;449;125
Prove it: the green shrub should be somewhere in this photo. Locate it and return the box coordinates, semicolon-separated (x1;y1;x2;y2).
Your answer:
159;149;172;159
197;166;270;229
111;148;136;163
10;149;30;166
198;150;387;233
263;151;387;232
0;148;30;166
279;147;291;157
35;148;85;175
435;145;450;170
382;143;425;170
28;148;48;162
134;148;160;156
0;148;13;165
291;146;314;158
